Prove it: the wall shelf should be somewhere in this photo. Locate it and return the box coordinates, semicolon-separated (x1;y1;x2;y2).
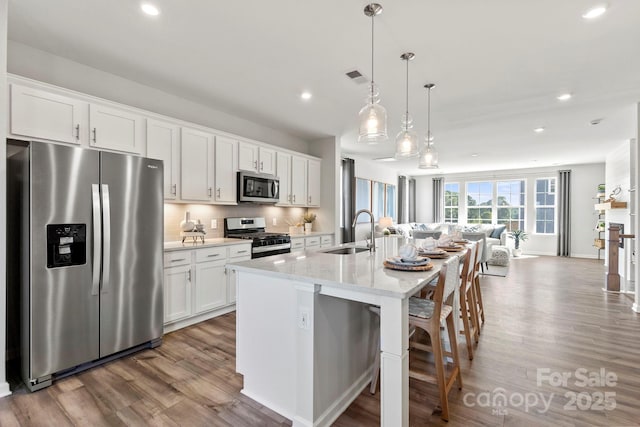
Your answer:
594;201;628;210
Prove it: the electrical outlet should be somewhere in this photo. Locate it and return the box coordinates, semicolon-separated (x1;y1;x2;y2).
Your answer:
211;219;217;229
298;308;310;330
272;217;277;226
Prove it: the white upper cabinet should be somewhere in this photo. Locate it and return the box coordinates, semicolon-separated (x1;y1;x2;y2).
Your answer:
89;103;143;154
214;135;238;204
276;152;292;205
238;141;276;175
238;141;259;172
307;159;321;207
10;84;87;145
290;155;307;206
180;127;213;201
147;119;180;200
258;147;276;175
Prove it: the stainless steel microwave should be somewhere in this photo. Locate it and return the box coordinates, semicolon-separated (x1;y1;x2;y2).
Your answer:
237;171;280;203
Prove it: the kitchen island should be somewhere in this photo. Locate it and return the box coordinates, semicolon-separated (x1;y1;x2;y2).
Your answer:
226;237;445;427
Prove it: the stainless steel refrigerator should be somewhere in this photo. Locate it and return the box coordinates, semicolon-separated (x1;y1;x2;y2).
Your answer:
7;140;164;391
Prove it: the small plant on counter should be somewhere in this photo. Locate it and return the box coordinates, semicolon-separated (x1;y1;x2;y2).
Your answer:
302;213;317;224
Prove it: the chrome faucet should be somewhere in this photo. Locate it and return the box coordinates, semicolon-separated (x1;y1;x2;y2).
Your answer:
352;209;376;252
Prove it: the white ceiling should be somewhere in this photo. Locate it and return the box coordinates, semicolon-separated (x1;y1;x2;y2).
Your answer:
7;0;640;176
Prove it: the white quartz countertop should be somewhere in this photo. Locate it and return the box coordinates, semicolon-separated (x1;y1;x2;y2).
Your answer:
164;238;250;252
226;237;450;299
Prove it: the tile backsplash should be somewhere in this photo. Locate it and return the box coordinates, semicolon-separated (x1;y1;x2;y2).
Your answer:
164;203;308;242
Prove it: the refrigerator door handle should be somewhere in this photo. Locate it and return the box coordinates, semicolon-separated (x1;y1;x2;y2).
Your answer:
101;184;111;293
91;184;102;296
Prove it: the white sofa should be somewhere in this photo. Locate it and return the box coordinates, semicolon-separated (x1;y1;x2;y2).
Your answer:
391;222;508;248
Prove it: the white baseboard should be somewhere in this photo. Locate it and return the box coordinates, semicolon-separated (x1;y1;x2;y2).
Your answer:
163;304;235;334
570;253;600;259
633;302;640;313
0;382;12;398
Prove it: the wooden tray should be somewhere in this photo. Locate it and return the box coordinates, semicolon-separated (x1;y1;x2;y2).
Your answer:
419;252;449;259
384;260;434;271
439;245;464;252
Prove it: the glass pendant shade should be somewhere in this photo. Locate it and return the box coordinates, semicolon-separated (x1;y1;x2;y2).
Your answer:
358;3;387;144
418;141;438;169
358;84;388;143
395;113;418;157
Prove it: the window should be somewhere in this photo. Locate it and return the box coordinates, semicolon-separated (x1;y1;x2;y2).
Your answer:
466;181;493;224
386;185;397;221
372;181;385;221
355;178;371;222
496;180;525;231
535;178;556;234
444;182;459;223
354;178;397;222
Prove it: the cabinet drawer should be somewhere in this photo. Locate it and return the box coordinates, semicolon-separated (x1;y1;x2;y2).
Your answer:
320;235;333;245
305;237;321;247
229;244;252;258
195;246;228;263
291;239;305;250
164;251;191;267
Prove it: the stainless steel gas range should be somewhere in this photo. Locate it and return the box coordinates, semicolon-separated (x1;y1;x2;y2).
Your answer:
224;217;291;258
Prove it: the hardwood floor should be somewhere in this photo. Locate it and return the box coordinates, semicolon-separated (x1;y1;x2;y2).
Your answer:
2;256;640;426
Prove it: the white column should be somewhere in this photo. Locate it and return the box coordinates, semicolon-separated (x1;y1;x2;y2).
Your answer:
0;0;11;398
634;105;640;312
379;295;408;427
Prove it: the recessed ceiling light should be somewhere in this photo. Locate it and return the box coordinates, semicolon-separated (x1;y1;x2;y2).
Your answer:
141;3;160;16
534;127;545;133
557;93;572;101
301;91;312;100
374;157;397;162
590;118;604;125
471;153;479;157
582;5;607;19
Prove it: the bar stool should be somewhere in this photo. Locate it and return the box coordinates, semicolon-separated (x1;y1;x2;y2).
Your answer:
408;256;462;421
458;241;479;360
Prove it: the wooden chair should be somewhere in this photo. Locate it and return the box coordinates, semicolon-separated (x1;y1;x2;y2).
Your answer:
458;242;479;360
408;256;462;421
471;241;486;332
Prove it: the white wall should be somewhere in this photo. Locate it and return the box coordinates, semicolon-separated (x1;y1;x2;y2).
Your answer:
350;154;398;185
0;0;11;398
413;163;605;258
308;137;340;239
7;41;309;154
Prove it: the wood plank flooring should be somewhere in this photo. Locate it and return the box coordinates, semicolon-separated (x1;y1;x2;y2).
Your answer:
2;255;640;426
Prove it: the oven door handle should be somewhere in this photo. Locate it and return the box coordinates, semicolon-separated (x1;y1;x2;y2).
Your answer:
252;243;291;254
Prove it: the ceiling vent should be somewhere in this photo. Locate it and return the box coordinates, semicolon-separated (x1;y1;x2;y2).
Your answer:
346;70;369;85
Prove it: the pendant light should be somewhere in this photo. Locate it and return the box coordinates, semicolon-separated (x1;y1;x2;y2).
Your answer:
358;3;388;144
419;83;438;169
394;52;419;158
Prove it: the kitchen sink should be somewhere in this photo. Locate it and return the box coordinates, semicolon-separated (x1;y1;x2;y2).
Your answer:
322;246;370;255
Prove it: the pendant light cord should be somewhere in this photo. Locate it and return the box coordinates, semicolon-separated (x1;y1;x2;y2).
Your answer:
427;86;431;146
405;57;409;122
370;9;375;99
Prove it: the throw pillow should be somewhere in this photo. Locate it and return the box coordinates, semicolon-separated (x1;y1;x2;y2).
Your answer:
463;225;479;232
478;224;495;237
491;224;506;239
418;223;428;231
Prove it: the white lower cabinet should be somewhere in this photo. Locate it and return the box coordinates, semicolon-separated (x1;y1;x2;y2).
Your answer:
163;243;251;332
291;234;333;252
291;237;305;251
320;235;333;248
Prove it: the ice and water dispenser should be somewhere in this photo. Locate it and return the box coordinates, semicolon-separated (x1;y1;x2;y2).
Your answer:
46;224;87;268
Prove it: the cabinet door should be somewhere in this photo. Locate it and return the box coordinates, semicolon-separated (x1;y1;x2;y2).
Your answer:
227;255;251;304
10;84;86;145
181;127;213;201
238;141;259;172
259;147;276;175
194;260;228;314
320;235;334;248
214;135;238;203
291;238;305;251
164;265;192;323
89;103;143;154
291;155;307;206
307;159;321;207
276;152;291;205
147;119;179;200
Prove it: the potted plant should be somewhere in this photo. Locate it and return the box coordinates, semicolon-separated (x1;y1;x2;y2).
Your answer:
302;213;316;234
509;229;528;257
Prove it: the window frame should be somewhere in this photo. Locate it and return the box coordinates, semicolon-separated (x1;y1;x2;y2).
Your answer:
534;177;557;235
444;182;460;224
465;180;494;225
495;179;526;232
